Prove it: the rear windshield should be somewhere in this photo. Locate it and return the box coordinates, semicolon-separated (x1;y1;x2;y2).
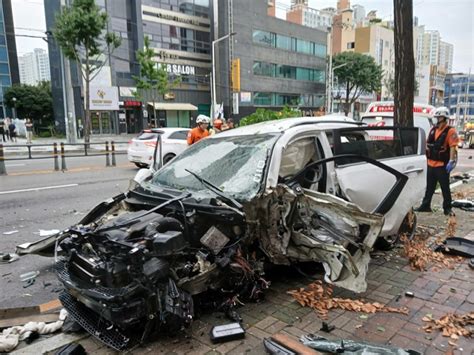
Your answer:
137;131;162;140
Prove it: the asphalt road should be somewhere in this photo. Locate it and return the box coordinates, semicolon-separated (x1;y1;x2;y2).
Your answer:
0;148;472;309
0;158;139;308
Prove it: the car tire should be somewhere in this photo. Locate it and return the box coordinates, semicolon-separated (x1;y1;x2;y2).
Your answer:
374;209;417;251
163;153;175;164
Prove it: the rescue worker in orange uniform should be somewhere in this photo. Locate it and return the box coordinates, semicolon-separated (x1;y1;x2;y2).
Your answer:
416;107;459;216
187;115;210;145
209;118;223;135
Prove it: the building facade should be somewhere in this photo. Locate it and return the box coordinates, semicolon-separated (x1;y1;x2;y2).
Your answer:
0;0;20;119
45;0;211;135
444;73;474;125
286;1;332;30
215;0;327;120
19;48;51;85
439;41;453;73
415;28;453;74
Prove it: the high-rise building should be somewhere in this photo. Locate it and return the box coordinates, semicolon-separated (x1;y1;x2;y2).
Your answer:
444;73;474;124
19;48;51;85
354;23;394;100
0;0;20;118
286;2;332;30
439;41;454;73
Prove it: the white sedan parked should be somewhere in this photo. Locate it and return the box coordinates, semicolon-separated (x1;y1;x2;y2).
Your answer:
127;127;190;168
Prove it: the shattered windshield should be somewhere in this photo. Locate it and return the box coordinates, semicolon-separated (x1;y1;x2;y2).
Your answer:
145;134;279;201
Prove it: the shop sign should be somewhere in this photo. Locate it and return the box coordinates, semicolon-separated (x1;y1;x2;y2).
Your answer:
90;86;119;110
124;100;142;107
240;92;251;103
159;63;195;76
164;92;176;100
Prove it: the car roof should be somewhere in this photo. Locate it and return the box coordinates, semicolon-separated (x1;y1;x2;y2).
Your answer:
214;115;362;137
143;127;190;133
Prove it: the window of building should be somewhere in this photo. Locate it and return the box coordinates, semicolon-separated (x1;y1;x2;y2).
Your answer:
0;75;11;86
347;42;355;49
0;63;8;74
253;61;325;83
253;61;275;77
252;30;275;47
276;34;291;51
0;46;7;62
253;92;273;105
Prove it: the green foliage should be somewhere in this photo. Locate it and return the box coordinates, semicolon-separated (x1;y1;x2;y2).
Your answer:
54;0;121;75
333;52;383;115
4;82;53;123
239;106;302;126
133;36;180;101
54;0;121;141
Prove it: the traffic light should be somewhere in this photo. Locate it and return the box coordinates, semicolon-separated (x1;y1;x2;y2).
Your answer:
231;58;240;92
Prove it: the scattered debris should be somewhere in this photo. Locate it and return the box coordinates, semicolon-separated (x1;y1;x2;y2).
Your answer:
0;253;19;263
446;215;457;238
20;271;39;282
2;230;19;235
300;334;421;354
422;312;474;339
401;234;463;271
405;291;415;297
210;322;245;343
452;199;474;212
320;322;335;333
287;281;409;319
55;343;87;355
435;237;474;258
0;309;67;352
23;278;35;288
38;229;60;237
264;333;319;355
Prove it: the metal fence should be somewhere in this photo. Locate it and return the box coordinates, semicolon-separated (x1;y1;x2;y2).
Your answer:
0;141;129;175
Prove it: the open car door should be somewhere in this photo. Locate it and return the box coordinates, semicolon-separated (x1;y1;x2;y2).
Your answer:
330;126;426;237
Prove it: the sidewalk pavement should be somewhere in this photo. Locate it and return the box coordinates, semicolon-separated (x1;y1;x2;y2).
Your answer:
64;181;473;355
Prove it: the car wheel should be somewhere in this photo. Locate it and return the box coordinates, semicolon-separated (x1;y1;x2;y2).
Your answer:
163;153;175;164
374;209;417;251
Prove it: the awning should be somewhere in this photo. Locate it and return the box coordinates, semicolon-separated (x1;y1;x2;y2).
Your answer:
147;102;198;111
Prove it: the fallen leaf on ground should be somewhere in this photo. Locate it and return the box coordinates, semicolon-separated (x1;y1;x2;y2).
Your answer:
422;312;473;339
355;324;363;329
400;234;464;271
287;281;409;319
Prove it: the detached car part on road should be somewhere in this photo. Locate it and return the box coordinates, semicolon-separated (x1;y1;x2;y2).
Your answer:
18;117;426;350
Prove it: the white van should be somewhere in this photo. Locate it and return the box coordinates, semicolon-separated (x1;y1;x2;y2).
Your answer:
361;102;434;138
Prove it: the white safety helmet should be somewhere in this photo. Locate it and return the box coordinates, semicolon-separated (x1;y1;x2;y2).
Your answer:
196;114;210;124
433;106;450;119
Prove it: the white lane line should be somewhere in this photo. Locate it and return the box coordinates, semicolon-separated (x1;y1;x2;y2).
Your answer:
0;184;79;195
6;163;26;167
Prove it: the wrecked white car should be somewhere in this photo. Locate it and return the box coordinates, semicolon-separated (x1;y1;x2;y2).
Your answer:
18;116;426;350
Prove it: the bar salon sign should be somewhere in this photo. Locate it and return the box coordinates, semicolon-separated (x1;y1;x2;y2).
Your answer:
158;63;195;76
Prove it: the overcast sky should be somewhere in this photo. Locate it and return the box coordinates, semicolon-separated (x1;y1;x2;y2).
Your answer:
11;0;474;72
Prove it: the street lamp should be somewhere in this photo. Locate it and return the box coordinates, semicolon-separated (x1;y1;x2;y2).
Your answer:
329;62;348;113
211;32;236;120
12;97;17;119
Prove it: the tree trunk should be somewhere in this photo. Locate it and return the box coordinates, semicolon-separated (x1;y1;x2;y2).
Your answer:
152;99;157;128
344;81;350;116
393;0;415;127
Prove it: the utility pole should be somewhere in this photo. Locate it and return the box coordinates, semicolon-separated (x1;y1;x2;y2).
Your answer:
326;26;333;113
463;69;471;124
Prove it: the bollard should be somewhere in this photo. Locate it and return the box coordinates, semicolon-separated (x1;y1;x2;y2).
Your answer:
27;145;32;159
53;143;59;171
105;141;111;167
111;141;116;167
0;144;7;175
84;142;88;156
60;142;67;171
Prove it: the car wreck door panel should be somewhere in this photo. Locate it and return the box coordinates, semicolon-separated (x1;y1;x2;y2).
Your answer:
331;127;426;236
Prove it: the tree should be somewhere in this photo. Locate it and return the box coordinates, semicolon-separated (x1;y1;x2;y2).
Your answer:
384;75;419;100
333;52;383;116
393;0;415;127
4;82;53;124
54;0;121;142
133;36;180;127
239;106;301;126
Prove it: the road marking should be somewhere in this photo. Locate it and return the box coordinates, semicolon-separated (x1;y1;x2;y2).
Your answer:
6;163;25;167
7;164;131;176
0;184;79;195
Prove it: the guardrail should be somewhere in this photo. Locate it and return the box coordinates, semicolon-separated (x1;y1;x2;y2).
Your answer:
0;141;129;175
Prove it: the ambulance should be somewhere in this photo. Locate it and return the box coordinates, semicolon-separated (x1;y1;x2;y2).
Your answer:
361;101;435;139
